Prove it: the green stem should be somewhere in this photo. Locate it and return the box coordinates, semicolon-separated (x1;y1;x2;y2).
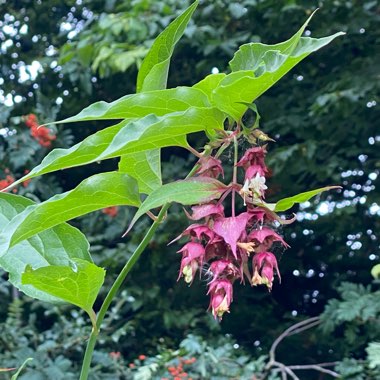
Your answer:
79;204;170;380
87;309;98;334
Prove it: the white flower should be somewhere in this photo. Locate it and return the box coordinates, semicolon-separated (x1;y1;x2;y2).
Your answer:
240;174;268;204
248;173;268;197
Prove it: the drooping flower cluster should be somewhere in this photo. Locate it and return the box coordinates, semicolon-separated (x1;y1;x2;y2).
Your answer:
174;145;290;320
24;113;56;147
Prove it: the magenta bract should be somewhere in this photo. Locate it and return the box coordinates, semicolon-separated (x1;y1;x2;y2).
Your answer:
252;251;281;290
174;137;292;318
248;226;290;249
236;146;267;169
187;203;224;220
212;213;253;258
207;279;233;319
195;156;224;178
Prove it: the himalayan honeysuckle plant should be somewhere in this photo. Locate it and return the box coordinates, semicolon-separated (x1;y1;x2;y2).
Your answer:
0;2;343;379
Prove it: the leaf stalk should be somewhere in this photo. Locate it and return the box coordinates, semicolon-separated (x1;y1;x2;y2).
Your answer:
79;204;170;380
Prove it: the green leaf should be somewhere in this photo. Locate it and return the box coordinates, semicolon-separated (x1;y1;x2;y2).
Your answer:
229;10;315;72
213;13;344;119
119;150;161;194
0;193;92;302
22;258;105;317
193;73;226;100
274;186;341;212
136;1;198;92
8;108;225;188
133;1;198;199
128;177;227;233
366;342;380;369
2;172;140;250
44;87;210;125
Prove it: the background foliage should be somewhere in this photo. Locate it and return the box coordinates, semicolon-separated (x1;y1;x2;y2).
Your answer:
0;0;379;378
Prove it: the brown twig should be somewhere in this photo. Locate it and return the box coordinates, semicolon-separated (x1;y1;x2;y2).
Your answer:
272;361;300;379
287;319;321;337
287;364;340;378
263;317;339;379
268;317;320;363
146;211;158;221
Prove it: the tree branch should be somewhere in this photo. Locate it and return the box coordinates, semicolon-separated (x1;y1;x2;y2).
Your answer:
268;317;320;363
263;317;340;379
287;364;340;378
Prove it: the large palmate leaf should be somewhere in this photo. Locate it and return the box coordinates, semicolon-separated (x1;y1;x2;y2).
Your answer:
211;14;344;119
274;186;341;212
129;1;198;194
1;172;140;250
8;107;225;189
193;73;226;99
136;1;198;93
22;259;105;326
229;10;315;72
0;193;92;302
119;150;161;194
127;177;227;233
45;87;210;125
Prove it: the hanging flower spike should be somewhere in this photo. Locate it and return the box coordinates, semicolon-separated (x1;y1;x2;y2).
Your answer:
252;251;281;290
177;242;206;283
195;156;224;178
207;279;233;319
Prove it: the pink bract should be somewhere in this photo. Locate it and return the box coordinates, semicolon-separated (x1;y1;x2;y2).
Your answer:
212;212;253;258
207;279;233;319
195;156;224;178
236;146;267;169
177;242;206;282
245;164;267;181
187;203;224;220
248;227;290;248
208;260;240;284
252;251;281;290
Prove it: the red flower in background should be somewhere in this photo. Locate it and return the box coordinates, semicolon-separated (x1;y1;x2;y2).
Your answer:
0;174;16;192
24;113;56;147
0;175;15;190
102;206;118;217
